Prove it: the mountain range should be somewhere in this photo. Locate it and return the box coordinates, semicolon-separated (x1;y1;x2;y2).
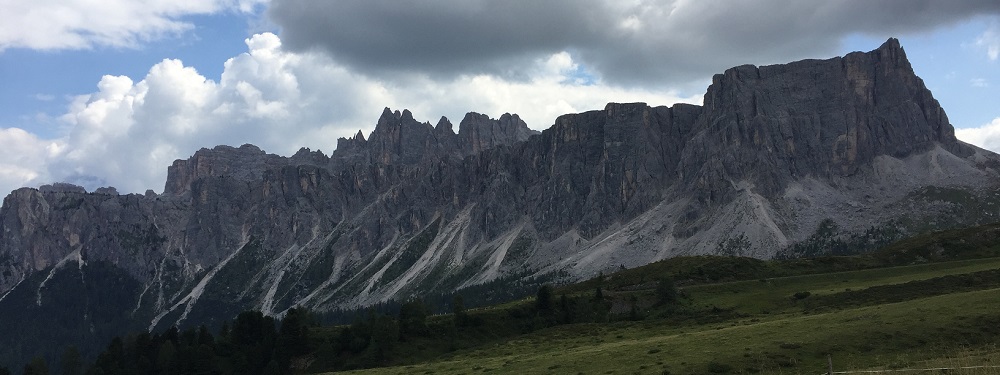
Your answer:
1;38;998;368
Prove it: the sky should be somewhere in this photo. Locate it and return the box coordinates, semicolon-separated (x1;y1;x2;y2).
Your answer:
0;0;998;195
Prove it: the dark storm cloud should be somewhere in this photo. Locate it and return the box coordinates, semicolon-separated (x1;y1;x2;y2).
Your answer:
269;0;609;79
269;0;1000;86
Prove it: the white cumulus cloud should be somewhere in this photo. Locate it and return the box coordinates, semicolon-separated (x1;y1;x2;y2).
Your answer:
0;32;697;195
977;20;1000;60
0;0;267;51
956;117;1000;153
0;128;62;193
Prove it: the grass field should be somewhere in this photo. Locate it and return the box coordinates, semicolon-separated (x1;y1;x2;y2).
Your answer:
317;253;1000;374
329;288;1000;374
885;346;1000;374
686;257;1000;316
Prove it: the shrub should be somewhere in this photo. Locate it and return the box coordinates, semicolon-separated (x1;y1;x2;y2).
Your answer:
656;277;679;306
707;361;733;373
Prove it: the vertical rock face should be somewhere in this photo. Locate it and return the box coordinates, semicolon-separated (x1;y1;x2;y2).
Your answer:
0;38;998;369
164;144;286;196
366;108;438;165
514;102;702;238
683;38;971;201
459;112;535;155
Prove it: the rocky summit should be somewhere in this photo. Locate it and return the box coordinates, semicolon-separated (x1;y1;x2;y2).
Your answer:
1;38;999;367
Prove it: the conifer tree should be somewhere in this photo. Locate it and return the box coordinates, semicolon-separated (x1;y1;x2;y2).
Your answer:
535;285;554;312
656;276;678;306
451;294;467;326
22;357;48;375
59;346;82;375
398;299;429;339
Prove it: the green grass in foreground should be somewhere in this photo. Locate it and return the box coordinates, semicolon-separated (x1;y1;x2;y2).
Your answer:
329;288;1000;374
686;257;1000;316
883;345;1000;374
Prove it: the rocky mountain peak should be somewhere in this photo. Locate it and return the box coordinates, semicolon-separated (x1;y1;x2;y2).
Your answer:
334;130;367;156
434;116;455;136
333;108;537;164
687;37;971;200
38;182;87;194
376;107;396;123
873;37;908;70
290;147;330;166
458;111;537;154
367;107;437;164
163;144;286;196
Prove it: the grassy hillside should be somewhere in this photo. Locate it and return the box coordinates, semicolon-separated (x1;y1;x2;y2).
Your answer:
311;223;1000;374
333;288;1000;374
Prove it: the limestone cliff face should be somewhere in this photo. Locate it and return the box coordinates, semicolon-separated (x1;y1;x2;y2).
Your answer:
683;38;971;202
459;112;535;155
164;144;288;196
0;39;998;363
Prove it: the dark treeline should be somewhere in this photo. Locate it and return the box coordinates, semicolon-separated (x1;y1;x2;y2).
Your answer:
0;266;553;374
4;277;658;375
0;308;316;375
88;307;313;375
